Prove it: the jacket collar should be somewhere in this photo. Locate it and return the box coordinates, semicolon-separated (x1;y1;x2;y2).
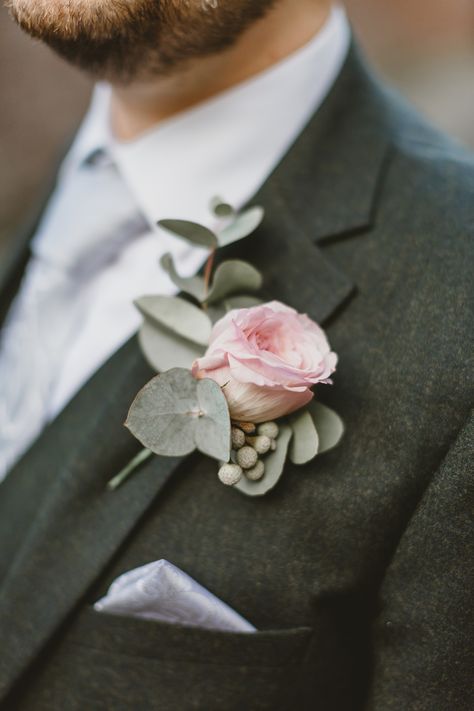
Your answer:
0;45;392;700
217;43;391;324
258;43;391;245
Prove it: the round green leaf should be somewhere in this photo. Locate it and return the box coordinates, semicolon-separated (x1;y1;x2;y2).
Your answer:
195;379;232;461
158;219;218;249
126;370;198;457
206;295;263;325
125;369;231;462
217;206;265;247
206;260;263;305
307;401;345;454
289;409;319;465
223;295;263;311
135;295;212;347
160;253;207;303
138;321;205;372
210;196;235;217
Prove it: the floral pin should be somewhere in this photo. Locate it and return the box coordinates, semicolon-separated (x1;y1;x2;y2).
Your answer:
108;199;344;496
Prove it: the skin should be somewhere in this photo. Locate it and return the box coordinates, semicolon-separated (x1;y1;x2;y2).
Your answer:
6;0;331;139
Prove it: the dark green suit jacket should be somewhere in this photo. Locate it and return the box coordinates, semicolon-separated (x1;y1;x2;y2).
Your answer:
0;47;472;711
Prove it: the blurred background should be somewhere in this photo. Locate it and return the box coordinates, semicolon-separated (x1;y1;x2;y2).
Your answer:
1;0;473;250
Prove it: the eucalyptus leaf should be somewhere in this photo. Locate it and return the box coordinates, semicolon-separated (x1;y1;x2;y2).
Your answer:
138;320;205;372
307;401;345;454
210;196;235;218
160;253;207;303
289;409;319;465
194;378;232;460
223;295;263;311
135;295;212;347
218;206;265;248
234;424;292;497
126;369;231;462
205;304;227;325
158;219;218;249
207;295;263;324
206;260;263;305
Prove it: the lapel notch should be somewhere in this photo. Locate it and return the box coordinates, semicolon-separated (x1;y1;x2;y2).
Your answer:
272;43;392;245
221;46;391;326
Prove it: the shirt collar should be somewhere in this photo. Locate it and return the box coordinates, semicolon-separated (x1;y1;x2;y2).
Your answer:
63;5;350;230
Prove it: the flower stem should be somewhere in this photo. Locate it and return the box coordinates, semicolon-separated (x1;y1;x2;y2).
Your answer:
203;248;216;299
107;448;153;491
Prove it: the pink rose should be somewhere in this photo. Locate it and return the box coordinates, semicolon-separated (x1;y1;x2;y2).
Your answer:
192;301;337;423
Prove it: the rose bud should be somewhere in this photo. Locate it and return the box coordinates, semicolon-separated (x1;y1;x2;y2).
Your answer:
192;301;337;423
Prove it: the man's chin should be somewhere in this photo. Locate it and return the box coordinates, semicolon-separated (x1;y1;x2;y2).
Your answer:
7;0;130;41
6;0;161;82
6;0;279;83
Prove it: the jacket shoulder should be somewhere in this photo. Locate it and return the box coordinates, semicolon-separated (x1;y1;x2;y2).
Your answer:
379;85;474;228
371;83;474;272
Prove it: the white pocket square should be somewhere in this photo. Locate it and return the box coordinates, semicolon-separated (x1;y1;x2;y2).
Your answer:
94;559;256;633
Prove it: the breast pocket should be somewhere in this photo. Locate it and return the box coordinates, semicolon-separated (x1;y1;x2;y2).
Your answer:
28;607;314;711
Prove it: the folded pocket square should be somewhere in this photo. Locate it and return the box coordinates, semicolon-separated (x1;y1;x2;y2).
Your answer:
94;559;256;633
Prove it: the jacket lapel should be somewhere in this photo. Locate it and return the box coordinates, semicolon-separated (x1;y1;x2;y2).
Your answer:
0;45;390;701
219;44;390;325
227;176;356;325
280;44;391;246
0;336;184;700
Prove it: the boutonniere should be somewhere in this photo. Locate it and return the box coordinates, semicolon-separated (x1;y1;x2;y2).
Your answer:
108;199;344;496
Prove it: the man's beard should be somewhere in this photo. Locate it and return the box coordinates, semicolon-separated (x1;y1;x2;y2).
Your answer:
6;0;278;83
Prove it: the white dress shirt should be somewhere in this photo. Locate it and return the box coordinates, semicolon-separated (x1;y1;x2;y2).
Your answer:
0;5;350;479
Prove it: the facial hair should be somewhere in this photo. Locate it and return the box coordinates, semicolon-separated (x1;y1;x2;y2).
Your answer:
6;0;279;84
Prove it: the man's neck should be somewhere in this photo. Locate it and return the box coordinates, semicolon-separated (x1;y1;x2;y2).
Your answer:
110;1;332;142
